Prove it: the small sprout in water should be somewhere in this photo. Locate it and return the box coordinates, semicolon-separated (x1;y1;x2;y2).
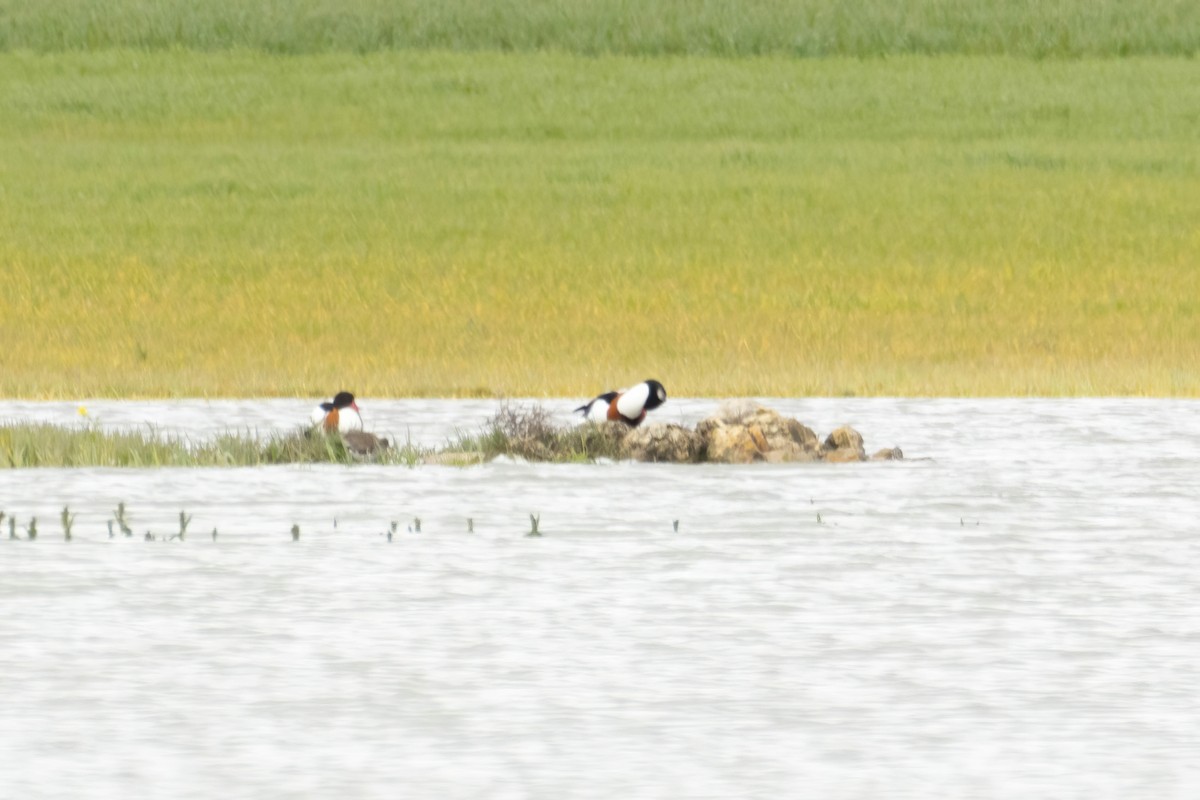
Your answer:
816;512;822;524
673;519;679;532
960;517;964;527
413;517;422;533
291;524;300;542
61;506;76;541
176;511;192;541
467;518;474;533
333;518;337;529
211;528;218;541
526;513;541;537
107;520;114;539
0;511;5;530
145;531;154;542
26;517;38;541
9;517;16;540
114;502;133;537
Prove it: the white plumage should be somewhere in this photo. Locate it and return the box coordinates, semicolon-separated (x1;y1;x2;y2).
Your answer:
615;382;652;420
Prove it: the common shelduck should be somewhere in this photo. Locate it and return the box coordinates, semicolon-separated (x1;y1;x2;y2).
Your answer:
575;380;666;427
311;391;363;433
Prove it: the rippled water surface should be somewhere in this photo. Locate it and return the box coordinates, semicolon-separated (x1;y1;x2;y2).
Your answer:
3;398;1199;799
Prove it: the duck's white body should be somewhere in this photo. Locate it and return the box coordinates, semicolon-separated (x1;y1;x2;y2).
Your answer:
614;382;658;420
311;402;363;433
575;380;667;427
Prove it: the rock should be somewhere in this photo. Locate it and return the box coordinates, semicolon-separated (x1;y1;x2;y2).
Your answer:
343;431;390;455
620;423;705;463
823;447;866;463
422;451;485;466
821;425;866;462
824;426;864;452
697;403;822;464
871;447;904;461
763;448;819;464
696;419;762;464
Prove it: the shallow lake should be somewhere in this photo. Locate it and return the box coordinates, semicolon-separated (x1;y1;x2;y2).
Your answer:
2;398;1199;798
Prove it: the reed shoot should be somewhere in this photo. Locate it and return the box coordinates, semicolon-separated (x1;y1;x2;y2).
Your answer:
60;506;75;541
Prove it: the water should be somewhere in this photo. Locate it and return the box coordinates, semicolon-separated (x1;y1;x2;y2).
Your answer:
2;398;1199;799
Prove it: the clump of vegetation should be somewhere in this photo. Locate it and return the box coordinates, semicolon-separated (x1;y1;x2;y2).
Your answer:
456;403;626;463
209;429;421;466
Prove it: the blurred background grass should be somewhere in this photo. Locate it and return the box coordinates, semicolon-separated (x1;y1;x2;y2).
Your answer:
0;0;1196;57
1;4;1197;398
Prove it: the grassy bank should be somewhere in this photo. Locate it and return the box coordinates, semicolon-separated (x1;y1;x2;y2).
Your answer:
2;50;1198;398
0;405;615;467
1;0;1196;57
0;423;427;467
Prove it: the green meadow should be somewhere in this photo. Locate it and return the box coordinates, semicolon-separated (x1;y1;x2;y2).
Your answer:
2;0;1196;58
1;3;1198;398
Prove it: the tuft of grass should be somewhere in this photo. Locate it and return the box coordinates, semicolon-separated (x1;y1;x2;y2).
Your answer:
454;403;626;463
0;0;1195;58
0;51;1197;398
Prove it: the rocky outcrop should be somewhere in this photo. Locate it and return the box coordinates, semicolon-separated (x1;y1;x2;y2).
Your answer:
696;401;822;464
614;402;899;465
620;424;705;463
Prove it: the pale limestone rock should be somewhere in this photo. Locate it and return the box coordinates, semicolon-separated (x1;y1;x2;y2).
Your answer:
697;404;822;464
620;423;705;463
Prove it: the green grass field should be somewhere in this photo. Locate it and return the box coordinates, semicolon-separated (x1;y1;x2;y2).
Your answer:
2;0;1197;57
2;46;1198;397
